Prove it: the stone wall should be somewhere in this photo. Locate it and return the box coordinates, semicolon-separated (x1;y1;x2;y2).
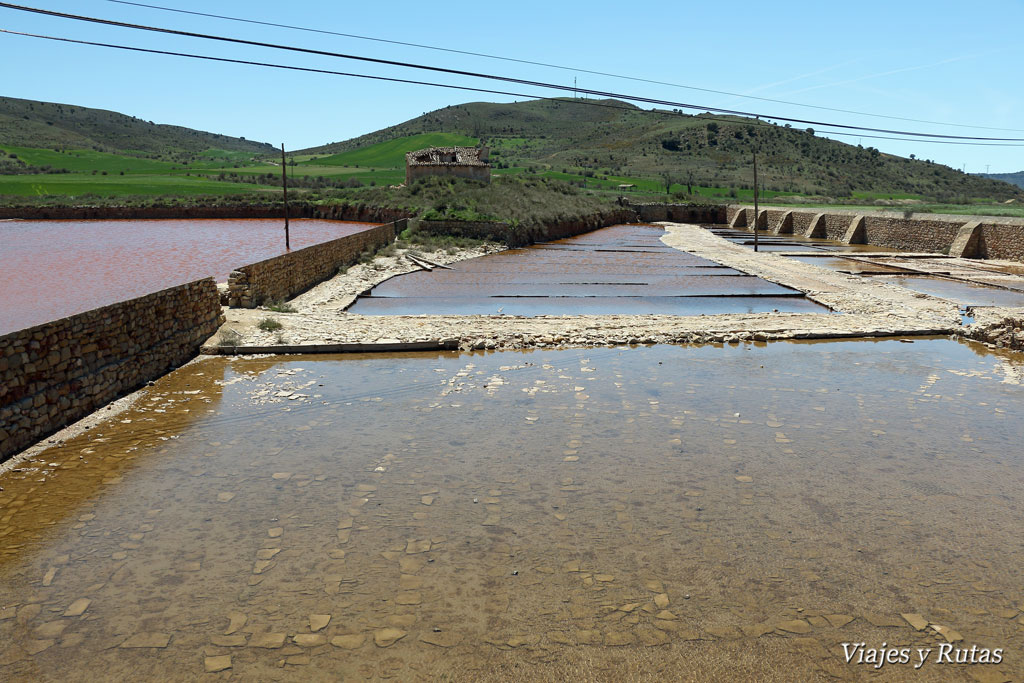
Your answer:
227;223;396;307
859;216;962;252
978;222;1024;261
725;205;1024;261
0;279;223;462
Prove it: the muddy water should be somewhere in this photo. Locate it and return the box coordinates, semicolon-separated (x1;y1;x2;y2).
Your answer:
0;219;380;334
350;224;824;316
2;339;1023;681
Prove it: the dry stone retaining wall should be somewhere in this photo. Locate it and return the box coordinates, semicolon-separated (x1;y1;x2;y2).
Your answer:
0;279;223;462
227;223;396;307
725;205;1024;261
979;222;1024;261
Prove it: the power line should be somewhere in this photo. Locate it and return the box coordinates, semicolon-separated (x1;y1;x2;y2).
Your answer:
2;29;1024;150
4;28;1022;150
104;0;1024;135
2;3;1022;143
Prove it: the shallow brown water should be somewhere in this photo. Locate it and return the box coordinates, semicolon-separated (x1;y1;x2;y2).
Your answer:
0;219;380;334
350;225;823;316
2;339;1023;680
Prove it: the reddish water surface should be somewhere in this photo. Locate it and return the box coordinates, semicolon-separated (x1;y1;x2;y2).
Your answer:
0;219;380;334
350;224;824;316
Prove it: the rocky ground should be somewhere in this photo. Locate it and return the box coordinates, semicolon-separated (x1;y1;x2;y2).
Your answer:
961;309;1024;351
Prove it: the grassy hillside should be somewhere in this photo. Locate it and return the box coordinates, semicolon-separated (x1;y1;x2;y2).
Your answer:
327;175;618;227
1;95;1022;217
980;171;1024;191
0;96;273;161
299;98;1024;204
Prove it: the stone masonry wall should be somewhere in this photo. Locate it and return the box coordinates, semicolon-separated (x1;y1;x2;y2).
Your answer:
227;223;396;307
0;279;223;462
725;205;1024;261
860;216;962;252
979;222;1024;261
791;212;817;234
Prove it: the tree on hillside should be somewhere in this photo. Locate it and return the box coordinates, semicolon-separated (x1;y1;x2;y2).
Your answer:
661;171;675;195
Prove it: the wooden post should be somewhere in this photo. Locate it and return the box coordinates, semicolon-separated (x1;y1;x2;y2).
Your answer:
752;152;759;252
281;143;290;252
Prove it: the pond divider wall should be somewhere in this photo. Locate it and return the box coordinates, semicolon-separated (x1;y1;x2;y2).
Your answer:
0;279;223;462
226;222;398;307
726;205;1024;261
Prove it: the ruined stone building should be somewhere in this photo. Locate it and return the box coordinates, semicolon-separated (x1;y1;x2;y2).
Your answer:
405;146;490;185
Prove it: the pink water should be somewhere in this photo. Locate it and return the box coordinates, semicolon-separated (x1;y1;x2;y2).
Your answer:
0;219;380;334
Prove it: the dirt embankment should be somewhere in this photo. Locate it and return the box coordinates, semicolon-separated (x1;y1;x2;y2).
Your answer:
0;202;409;222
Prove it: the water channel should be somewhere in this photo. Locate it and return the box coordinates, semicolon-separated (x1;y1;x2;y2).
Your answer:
2;338;1022;681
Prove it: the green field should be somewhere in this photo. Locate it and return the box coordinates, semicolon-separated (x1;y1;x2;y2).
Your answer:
0;173;273;197
302;133;478;168
1;146;181;174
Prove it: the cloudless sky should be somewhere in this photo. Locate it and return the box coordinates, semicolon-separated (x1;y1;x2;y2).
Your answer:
1;0;1022;172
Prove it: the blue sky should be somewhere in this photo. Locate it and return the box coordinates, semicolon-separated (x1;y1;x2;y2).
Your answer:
2;0;1022;172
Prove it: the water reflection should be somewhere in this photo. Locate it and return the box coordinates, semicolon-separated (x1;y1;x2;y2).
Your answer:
1;339;1022;680
350;224;822;316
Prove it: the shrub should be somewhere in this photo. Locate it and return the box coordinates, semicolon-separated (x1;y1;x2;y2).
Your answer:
218;329;242;347
258;317;283;332
265;300;296;313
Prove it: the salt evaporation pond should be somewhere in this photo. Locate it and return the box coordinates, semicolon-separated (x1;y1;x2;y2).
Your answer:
350;224;825;316
1;338;1022;680
0;219;380;334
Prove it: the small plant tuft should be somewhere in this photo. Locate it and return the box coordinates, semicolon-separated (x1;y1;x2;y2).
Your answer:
258;317;283;332
217;329;242;347
265;299;296;313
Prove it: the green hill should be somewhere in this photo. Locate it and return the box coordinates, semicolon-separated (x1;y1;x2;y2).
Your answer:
980;171;1024;191
0;96;274;162
298;98;1024;203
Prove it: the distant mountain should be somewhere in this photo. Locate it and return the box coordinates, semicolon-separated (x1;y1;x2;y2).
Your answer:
0;96;274;160
298;98;1024;201
979;171;1024;190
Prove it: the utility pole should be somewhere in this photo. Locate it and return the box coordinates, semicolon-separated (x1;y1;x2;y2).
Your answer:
752;152;759;252
281;143;290;252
